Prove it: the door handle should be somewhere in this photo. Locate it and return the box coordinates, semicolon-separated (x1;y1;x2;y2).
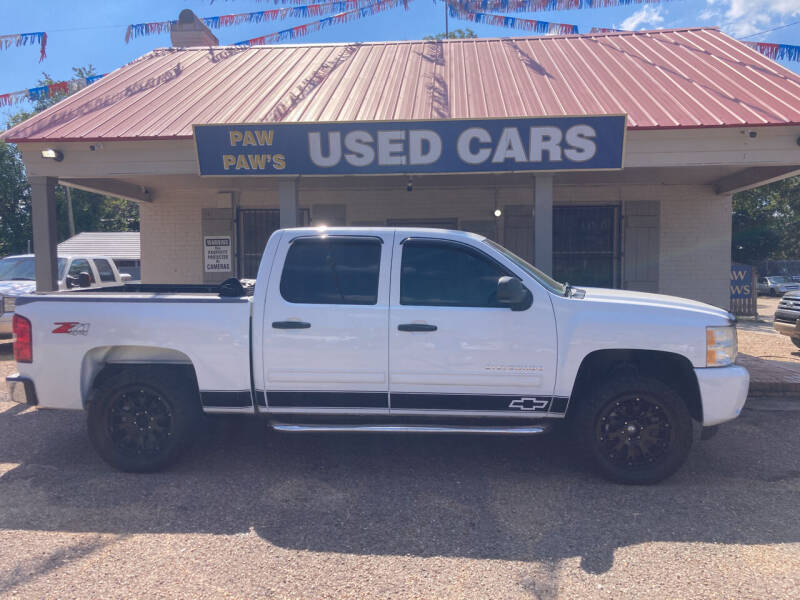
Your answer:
272;321;311;329
398;323;437;332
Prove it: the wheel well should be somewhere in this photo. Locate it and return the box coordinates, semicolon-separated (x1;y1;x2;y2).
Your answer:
81;345;199;407
570;349;702;423
90;363;200;401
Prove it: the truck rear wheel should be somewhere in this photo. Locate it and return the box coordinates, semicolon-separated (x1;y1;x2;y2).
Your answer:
87;366;201;472
573;375;693;484
792;337;800;349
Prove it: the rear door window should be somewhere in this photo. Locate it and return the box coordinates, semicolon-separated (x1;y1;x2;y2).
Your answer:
93;259;116;282
280;237;381;305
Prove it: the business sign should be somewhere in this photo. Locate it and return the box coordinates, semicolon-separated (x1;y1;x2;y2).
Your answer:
730;263;757;316
204;236;232;273
194;115;626;176
730;264;754;299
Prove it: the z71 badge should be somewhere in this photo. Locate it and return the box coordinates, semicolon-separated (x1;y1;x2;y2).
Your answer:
52;322;90;336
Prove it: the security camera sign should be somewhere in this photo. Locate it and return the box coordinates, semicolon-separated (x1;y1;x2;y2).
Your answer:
204;236;232;273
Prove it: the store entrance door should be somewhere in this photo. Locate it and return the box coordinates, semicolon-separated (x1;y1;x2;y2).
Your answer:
552;206;620;288
238;208;309;278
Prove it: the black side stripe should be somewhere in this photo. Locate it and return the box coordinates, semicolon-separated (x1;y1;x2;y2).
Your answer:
201;391;253;408
256;391;569;414
266;391;388;409
391;393;569;414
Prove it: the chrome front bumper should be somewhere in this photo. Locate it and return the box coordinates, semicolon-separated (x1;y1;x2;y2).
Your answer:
774;319;799;339
6;374;37;406
694;365;749;427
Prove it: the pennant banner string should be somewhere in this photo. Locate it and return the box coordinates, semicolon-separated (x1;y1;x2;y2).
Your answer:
444;0;673;13
447;5;578;35
0;74;106;108
126;1;382;42
0;32;47;62
742;41;800;63
233;0;411;47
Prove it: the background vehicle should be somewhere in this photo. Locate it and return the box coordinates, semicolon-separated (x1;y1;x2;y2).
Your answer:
0;254;129;337
757;275;800;296
774;291;800;349
6;228;748;484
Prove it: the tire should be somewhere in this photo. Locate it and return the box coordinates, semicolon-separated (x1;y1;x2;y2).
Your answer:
87;366;202;472
792;337;800;349
769;288;777;297
571;375;693;485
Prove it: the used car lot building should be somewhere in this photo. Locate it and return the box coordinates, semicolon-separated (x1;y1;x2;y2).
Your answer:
4;26;800;308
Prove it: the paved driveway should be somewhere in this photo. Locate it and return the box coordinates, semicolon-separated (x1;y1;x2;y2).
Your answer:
1;352;799;599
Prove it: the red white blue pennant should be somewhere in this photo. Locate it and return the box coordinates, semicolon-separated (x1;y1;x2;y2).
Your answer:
0;74;105;108
126;1;388;42
743;41;800;63
233;0;411;46
447;5;578;34
444;0;671;12
0;32;47;62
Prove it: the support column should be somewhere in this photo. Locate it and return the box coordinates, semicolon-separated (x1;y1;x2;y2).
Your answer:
29;176;58;292
278;179;298;229
534;174;553;276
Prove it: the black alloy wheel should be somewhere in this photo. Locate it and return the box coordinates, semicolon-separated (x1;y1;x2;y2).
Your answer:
573;375;693;484
88;366;201;472
108;386;174;458
595;394;674;469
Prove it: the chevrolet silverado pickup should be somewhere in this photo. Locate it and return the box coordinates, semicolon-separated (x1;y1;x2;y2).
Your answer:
6;228;749;484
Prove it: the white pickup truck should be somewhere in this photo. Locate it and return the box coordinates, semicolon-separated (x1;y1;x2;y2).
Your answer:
6;228;749;484
0;253;130;337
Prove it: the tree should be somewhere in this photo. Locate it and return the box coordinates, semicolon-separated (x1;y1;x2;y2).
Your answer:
1;66;139;256
732;176;800;264
0;142;31;255
423;29;478;41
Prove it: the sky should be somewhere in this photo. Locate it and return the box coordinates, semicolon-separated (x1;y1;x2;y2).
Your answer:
3;0;800;122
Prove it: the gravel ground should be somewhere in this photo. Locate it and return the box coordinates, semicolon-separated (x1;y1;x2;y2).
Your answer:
1;340;799;598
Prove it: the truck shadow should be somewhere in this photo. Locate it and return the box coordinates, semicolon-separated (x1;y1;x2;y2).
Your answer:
0;401;798;575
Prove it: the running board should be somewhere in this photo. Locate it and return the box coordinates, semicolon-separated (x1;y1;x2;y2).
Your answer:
269;422;551;435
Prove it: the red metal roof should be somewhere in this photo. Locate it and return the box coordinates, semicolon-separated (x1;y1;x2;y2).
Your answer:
6;27;800;142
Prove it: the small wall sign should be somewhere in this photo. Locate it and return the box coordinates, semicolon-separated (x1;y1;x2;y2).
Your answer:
204;236;232;273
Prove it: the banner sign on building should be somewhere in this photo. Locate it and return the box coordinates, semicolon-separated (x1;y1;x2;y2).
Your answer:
730;263;757;316
194;115;626;176
204;236;232;273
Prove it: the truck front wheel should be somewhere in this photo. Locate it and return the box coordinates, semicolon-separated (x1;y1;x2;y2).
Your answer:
573;375;693;484
87;366;201;472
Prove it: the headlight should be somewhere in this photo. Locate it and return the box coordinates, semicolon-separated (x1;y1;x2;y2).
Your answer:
2;296;14;314
706;325;737;367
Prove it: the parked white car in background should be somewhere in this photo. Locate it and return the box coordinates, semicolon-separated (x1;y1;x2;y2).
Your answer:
0;254;129;336
757;275;800;296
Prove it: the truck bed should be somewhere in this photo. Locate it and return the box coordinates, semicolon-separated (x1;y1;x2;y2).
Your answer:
14;291;253;411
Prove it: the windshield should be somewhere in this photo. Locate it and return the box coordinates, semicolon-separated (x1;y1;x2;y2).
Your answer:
483;239;567;296
769;276;791;283
0;257;67;281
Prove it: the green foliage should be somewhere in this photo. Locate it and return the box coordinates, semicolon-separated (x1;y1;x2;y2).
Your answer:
1;65;138;256
0;142;31;255
733;176;800;264
423;28;478;41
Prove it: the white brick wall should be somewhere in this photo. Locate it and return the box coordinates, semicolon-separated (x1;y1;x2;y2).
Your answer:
139;180;733;308
658;186;732;308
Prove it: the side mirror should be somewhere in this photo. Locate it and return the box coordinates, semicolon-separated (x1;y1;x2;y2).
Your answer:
497;276;532;311
120;273;132;282
77;272;92;288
